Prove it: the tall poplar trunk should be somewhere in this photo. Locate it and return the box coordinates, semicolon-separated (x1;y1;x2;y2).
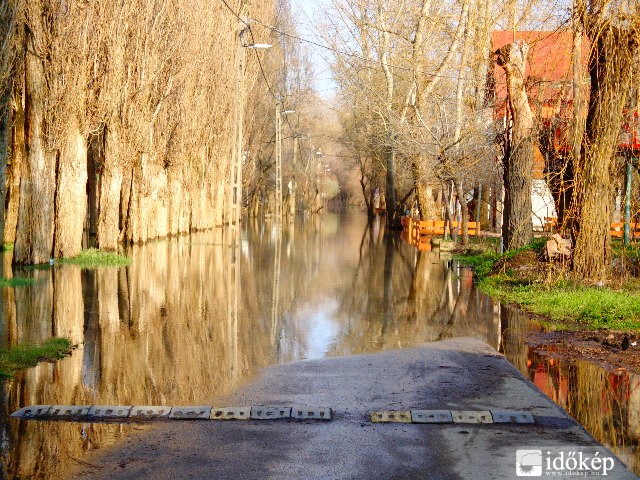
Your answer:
54;121;87;257
455;179;470;246
480;184;490;229
571;25;637;282
0;80;11;245
385;141;398;228
412;158;439;219
119;166;133;242
97;129;123;251
379;8;399;230
4;94;23;246
496;41;534;251
125;159;148;244
452;4;471;243
14;27;56;265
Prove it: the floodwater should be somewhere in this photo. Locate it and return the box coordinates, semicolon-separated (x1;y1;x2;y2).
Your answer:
0;211;638;478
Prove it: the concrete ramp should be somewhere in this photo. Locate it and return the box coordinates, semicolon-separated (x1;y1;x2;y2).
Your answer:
63;338;637;479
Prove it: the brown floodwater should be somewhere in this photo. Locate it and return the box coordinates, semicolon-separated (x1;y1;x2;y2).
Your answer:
0;211;638;478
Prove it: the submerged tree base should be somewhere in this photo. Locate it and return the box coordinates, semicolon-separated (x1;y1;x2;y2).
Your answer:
0;338;73;378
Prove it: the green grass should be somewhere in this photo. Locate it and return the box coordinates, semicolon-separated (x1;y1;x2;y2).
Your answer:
611;239;640;261
454;249;499;277
0;277;35;287
0;338;73;378
58;248;132;267
455;238;640;330
479;276;640;330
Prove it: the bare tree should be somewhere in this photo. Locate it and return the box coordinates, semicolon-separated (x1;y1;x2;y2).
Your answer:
570;0;640;282
496;41;534;250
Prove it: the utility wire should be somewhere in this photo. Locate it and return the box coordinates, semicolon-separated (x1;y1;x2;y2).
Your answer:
222;0;458;80
219;0;278;100
219;0;300;138
249;16;464;79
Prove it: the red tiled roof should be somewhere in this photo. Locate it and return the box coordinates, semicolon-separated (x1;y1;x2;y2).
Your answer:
492;31;587;115
492;31;640;153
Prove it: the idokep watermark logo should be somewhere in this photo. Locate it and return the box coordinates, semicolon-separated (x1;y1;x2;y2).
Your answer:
516;448;617;476
516;450;543;476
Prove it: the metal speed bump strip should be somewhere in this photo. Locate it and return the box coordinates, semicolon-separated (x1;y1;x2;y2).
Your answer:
12;405;533;425
49;405;91;417
451;410;493;424
371;411;412;423
250;406;292;420
210;407;251;420
291;406;332;420
11;405;333;422
490;410;534;424
129;406;172;418
370;409;535;425
88;405;133;419
169;406;212;419
411;410;452;423
11;405;52;418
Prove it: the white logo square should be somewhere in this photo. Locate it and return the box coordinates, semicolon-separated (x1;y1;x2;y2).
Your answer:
516;449;542;476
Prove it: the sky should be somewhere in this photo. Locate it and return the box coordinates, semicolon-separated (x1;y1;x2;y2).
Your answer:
289;0;338;98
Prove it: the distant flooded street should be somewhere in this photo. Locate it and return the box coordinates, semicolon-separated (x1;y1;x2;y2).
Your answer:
0;211;638;478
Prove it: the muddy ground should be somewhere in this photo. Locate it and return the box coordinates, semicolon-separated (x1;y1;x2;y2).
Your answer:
526;330;640;373
491;249;640;373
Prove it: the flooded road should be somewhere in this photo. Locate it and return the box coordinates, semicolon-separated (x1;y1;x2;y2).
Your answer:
0;211;638;478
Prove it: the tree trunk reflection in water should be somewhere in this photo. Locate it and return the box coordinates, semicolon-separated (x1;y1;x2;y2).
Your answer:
0;213;507;479
382;233;395;339
499;305;640;475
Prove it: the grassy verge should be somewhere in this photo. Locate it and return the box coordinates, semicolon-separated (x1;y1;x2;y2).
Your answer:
455;239;640;330
58;248;132;267
0;338;73;378
611;239;640;261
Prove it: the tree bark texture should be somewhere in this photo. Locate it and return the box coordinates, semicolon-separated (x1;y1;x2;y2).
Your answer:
97;129;123;251
14;27;56;265
0;0;273;259
412;158;439;219
496;41;534;251
455;179;470;247
385;142;399;228
54;121;87;257
0;79;11;246
480;183;490;229
4;90;23;246
571;28;637;282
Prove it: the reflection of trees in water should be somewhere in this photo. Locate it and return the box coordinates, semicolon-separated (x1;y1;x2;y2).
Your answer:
0;230;281;479
329;219;500;356
499;305;538;375
0;213;500;478
531;355;640;475
501;306;640;476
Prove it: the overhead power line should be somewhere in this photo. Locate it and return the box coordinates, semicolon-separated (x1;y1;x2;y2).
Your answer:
249;16;463;80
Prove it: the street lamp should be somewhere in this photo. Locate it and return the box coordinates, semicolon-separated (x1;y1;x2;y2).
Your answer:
228;28;272;228
244;43;272;49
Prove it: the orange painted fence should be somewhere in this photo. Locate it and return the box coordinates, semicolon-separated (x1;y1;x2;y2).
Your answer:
401;217;481;240
544;218;640;239
610;222;640;239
